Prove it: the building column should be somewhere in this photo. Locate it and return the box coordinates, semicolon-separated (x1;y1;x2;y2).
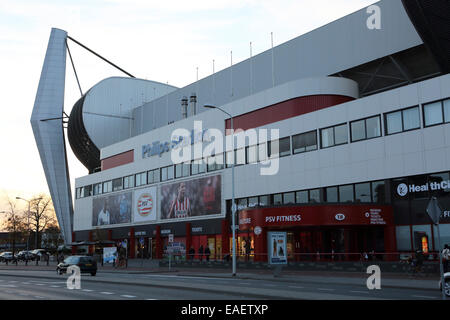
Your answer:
155;226;162;259
384;225;397;261
253;228;267;262
129;227;135;259
185;223;192;260
71;232;76;255
221;219;229;260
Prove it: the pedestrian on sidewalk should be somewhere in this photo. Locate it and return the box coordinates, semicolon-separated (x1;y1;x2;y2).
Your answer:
198;245;204;262
204;246;211;262
442;244;450;273
188;247;195;261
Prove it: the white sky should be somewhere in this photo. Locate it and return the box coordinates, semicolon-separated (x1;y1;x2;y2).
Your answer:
0;0;376;211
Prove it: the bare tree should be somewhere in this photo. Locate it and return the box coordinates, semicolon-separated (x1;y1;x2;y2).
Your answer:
1;198;26;257
28;194;57;250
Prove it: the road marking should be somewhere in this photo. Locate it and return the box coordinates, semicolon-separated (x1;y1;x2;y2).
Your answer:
288;286;304;289
0;284;18;288
146;298;157;300
350;290;369;294
263;284;277;287
121;295;137;298
82;289;94;292
50;285;61;288
317;288;335;291
411;295;438;299
240;282;251;285
100;292;114;295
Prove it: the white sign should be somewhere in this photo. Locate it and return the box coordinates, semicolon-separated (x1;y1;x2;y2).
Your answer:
335;213;345;221
103;247;117;264
396;181;450;197
168;234;174;243
254;226;262;235
268;232;287;265
134;187;157;222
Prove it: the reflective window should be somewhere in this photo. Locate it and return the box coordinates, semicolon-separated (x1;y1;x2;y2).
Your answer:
292;131;317;154
351;116;381;142
258;143;268;162
153;169;160;183
355;183;371;203
93;183;102;195
269;137;291;158
320;127;334;148
259;195;269;206
102;181;112;193
424;101;443;126
309;189;320;203
386;111;402;134
366;116;381;139
273;193;283;205
236;148;246;165
296;191;308;204
402;107;420;131
248;197;259;208
135;172;147;186
371;180;385;203
175;163;183;178
350;119;366;142
191;160;200;175
112;178;123;191
386;106;420;134
161;167;168;181
339;185;354;203
167;165;174;180
444;99;450;122
246;145;258;164
320;124;347;148
334;124;348;145
147;171;154;184
283;192;295;204
237;198;248;210
124;175;135;189
326;187;338;202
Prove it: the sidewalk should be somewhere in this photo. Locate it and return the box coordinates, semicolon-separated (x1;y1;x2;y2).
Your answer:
0;260;440;291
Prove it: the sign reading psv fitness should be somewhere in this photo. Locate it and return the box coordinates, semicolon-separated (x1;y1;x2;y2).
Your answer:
134;187;157;222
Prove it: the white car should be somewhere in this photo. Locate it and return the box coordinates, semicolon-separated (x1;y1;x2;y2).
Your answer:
439;272;450;297
0;252;14;262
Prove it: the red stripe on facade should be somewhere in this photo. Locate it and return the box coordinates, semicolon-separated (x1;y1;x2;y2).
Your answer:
225;95;354;133
101;150;134;171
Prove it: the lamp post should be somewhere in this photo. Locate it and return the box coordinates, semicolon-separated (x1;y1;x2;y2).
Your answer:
204;104;237;276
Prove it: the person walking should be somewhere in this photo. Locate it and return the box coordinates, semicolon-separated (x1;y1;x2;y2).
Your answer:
442;244;450;273
188;247;195;261
204;246;211;262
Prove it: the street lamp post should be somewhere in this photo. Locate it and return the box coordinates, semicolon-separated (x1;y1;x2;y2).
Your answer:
204;104;237;276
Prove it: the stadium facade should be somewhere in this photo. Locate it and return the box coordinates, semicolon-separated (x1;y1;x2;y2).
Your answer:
32;0;450;262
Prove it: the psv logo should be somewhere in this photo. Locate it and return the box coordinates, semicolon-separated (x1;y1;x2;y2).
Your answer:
137;194;153;217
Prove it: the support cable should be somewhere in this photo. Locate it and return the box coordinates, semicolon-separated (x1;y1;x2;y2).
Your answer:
66;39;83;96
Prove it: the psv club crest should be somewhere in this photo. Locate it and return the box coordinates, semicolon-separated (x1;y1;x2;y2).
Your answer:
137;193;153;217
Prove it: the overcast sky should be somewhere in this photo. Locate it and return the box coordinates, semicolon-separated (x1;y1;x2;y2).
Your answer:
0;0;376;210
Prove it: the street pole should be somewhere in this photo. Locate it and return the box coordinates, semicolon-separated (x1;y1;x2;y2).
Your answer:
437;224;446;300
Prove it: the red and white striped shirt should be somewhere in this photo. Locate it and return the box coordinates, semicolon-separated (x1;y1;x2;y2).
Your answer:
174;197;190;218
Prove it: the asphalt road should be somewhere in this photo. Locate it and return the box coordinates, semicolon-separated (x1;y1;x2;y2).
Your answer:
0;270;443;300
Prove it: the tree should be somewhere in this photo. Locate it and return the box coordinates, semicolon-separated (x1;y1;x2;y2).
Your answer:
28;195;57;249
1;197;26;257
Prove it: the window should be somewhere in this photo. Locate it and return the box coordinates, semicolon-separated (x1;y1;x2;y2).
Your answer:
76;188;82;199
246;145;258;164
226;150;234;168
269;137;291;157
235;149;246;165
309;189;320;203
424;101;443;126
161;167;168;181
258;143;268;162
320;124;348;148
153;169;160;183
283;192;295;204
355;183;371;203
445;99;450;122
292;131;317;154
102;181;112;193
93;183;102;195
385;106;420;135
147;170;154;184
81;185;92;197
167;166;174;180
259;195;269;206
124;175;134;189
326;187;338;203
208;154;223;172
248;197;258;208
296;191;308;204
135;172;147;186
237;198;248;210
351;115;381;142
182;163;190;177
339;185;354;203
112;178;123;191
175;163;183;178
371;180;385;203
273;193;283;205
191;159;205;175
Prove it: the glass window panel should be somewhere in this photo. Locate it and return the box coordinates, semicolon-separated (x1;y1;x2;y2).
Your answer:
175;164;183;178
326;187;338;203
215;154;224;170
304;131;318;151
183;163;190;177
355;183;371;203
424;102;443;126
402;106;420;131
236;148;246;165
258;143;268;161
366;116;381;139
279;137;291;156
429;172;450;198
161;167;168;181
444;99;450;123
273;193;282;205
113;178;123;191
371;180;385;203
268;140;279;158
198;160;206;173
386;111;402;134
339;185;354;203
396;226;412;251
283;192;295;204
351;120;366;142
147;171;154;184
334;124;348;145
296;191;308;204
309;189;320;203
321;127;334;148
259;195;269;206
237;198;248;210
191;161;199;175
246;145;258;164
226;150;234;168
207;156;216;172
167;166;174;180
153;169;160;183
248;197;258;208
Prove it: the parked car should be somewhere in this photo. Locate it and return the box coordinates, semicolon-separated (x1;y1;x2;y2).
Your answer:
56;255;97;276
31;249;50;261
439;272;450;297
15;250;35;261
0;252;14;262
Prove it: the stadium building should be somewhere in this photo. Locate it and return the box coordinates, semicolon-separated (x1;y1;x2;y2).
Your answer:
32;0;450;262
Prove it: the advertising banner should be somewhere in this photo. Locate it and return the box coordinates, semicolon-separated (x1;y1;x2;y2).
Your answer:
103;247;117;264
268;232;287;265
134;187;157;222
92;192;132;226
160;175;221;220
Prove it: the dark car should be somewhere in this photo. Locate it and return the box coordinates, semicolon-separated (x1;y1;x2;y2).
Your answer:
56;255;97;276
